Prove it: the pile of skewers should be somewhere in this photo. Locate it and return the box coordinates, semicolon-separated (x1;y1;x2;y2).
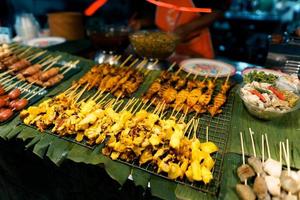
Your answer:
20;85;219;184
236;129;300;200
75;56;148;98
0;75;45;122
142;67;231;117
0;44;78;88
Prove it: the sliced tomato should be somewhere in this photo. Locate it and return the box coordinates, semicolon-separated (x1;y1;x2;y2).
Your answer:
267;86;285;100
250;89;266;103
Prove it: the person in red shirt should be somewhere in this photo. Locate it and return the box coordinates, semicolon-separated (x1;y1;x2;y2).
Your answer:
155;0;230;59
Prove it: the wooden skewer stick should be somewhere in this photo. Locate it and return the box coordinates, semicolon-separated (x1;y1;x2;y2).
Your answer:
240;131;248;185
120;54;133;67
175;65;184;75
286;139;290;175
206;126;209;142
240;131;245;165
132;100;143;114
0;75;13;83
262;134;265;164
4;79;23;91
145;100;154;111
62;60;79;75
115;100;125;111
0;70;14;78
37;55;52;65
225;73;230;84
97;92;110;104
74;84;89;102
279;142;282;167
28;51;47;62
264;133;271;159
167;62;176;72
213;70;220;82
18;47;33;57
185;71;192;79
281;141;289;175
41;56;61;70
187;119;195;138
128;58;139;68
136;59;148;70
201;74;209;83
249;128;257;157
13;47;28;55
27;87;46;100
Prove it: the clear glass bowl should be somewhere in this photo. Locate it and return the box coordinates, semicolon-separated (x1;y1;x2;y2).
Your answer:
129;31;179;59
238;86;300;120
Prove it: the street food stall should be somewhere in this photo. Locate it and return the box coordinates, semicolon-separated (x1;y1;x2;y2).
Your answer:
0;0;299;199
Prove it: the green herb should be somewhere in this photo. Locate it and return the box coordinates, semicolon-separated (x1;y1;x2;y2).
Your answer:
254;87;271;94
244;70;278;84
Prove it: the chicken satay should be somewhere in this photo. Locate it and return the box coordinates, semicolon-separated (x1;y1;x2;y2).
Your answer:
186;89;201;108
160;86;177;104
0;62;6;70
253;176;268;200
173;89;189;106
39;67;60;81
43;74;64;87
2;55;19;66
143;81;161;100
104;75;121;91
9;59;31;72
21;64;42;76
236;184;256;200
237;164;256;182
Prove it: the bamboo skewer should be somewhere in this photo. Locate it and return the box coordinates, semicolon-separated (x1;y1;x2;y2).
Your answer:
128;58;139;68
167;62;176;72
262;134;265;164
264;133;271;159
120;55;133;67
249;128;256;157
240;131;247;185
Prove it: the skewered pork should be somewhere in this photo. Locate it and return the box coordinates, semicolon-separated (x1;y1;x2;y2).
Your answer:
237;164;256;182
236;184;256;200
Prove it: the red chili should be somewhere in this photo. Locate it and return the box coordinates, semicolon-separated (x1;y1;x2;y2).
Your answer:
267;86;285;100
250;89;266;103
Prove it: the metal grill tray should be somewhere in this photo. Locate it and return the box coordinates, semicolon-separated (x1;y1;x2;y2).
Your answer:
22;81;235;195
112;86;236;195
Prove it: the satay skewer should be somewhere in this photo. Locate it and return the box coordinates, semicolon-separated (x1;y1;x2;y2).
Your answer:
240;131;247;185
128;58;139;68
175;65;184;75
120;54;133;67
167;62;176;72
27;51;47;62
249;128;257;157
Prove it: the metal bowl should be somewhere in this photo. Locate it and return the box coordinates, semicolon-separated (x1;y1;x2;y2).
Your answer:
130;31;179;59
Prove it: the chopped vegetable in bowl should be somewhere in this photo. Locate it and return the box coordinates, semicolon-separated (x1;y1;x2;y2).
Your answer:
243;70;278;85
239;81;300;120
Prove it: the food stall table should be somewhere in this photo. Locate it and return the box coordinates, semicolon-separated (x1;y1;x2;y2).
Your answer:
0;47;299;200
